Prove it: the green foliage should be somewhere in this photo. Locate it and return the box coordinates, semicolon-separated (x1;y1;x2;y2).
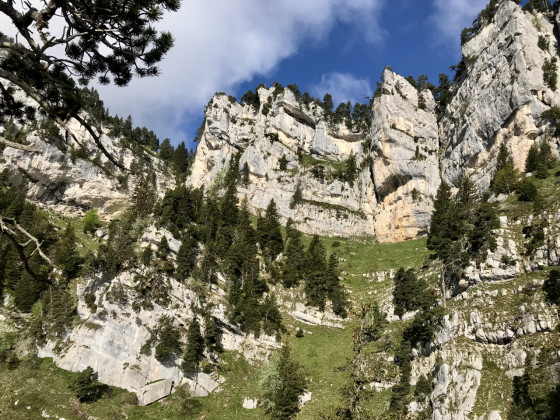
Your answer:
154;316;181;364
257;200;284;262
518;179;539;202
261;345;306;420
393;268;434;318
279;155;288;171
508;350;560;420
71;367;107;404
242;161;250;186
543;57;558;91
492;145;520;194
541;107;560;137
157;236;170;260
356;302;388;344
241;89;261;112
82;209;101;233
182;319;205;375
543;269;560;304
538;35;550;51
403;307;444;348
427;182;462;262
53;224;82;281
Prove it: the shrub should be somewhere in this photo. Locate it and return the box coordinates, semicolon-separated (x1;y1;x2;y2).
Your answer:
518;179;538;202
295;328;304;338
83;209;101;233
543;57;558;91
71;367;107;403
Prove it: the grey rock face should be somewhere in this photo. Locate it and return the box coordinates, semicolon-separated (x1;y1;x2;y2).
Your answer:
441;2;560;189
189;72;439;241
1;117;173;219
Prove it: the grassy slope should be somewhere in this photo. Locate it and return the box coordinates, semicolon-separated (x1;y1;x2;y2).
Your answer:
0;230;430;419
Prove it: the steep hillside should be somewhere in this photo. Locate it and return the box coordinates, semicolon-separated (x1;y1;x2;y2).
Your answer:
1;1;560;420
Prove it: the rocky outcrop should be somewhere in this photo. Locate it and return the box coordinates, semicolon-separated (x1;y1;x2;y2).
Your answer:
441;2;560;189
190;73;439;241
369;70;440;241
38;254;281;403
1;100;173;219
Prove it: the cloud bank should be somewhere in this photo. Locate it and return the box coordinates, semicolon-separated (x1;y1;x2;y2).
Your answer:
92;0;386;144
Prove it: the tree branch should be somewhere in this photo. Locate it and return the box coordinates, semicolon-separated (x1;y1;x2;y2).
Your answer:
0;216;54;284
0;134;40;152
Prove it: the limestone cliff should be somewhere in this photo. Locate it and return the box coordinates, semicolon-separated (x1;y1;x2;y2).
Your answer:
442;1;560;189
189;1;560;242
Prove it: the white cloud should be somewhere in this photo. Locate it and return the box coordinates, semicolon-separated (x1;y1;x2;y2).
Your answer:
429;0;488;47
90;0;386;144
310;73;372;106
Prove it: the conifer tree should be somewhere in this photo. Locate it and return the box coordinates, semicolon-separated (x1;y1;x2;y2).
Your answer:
543;270;560;304
326;253;348;318
142;245;153;266
258;200;284;262
492;143;520;193
525;143;540;173
182;319;205;375
282;220;306;288
261;294;284;337
290;184;303;209
345;153;358;186
53;224;81;281
242;162;250;186
262;345;306;420
427;182;462;262
279;156;288;171
155;317;181;364
158;236;170;260
304;235;328;310
176;237;197;280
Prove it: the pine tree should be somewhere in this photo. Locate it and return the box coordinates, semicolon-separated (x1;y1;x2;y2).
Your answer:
543;270;560;304
345;153;358;186
279;156;288;171
182;319;205;375
326;253;348;318
525;143;540;173
159;138;174;161
53;224;81;281
261;294;284;337
176;237;196;280
158;236;170;260
290;184;303;209
220;181;239;228
263;345;306;420
155;317;181;364
496;143;514;171
304;235;328;310
258;200;284;262
457;174;479;229
282;221;306;288
142;245;153;266
242;162;250;186
427;182;462;262
72;367;106;403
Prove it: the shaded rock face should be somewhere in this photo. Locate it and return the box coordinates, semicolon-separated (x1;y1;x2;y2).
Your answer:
441;2;560;189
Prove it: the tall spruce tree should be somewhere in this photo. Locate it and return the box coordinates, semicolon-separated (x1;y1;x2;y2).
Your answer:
304;235;328;310
182;319;205;375
263;345;306;420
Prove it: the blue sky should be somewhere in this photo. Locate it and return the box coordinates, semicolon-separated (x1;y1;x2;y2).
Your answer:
91;0;495;148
